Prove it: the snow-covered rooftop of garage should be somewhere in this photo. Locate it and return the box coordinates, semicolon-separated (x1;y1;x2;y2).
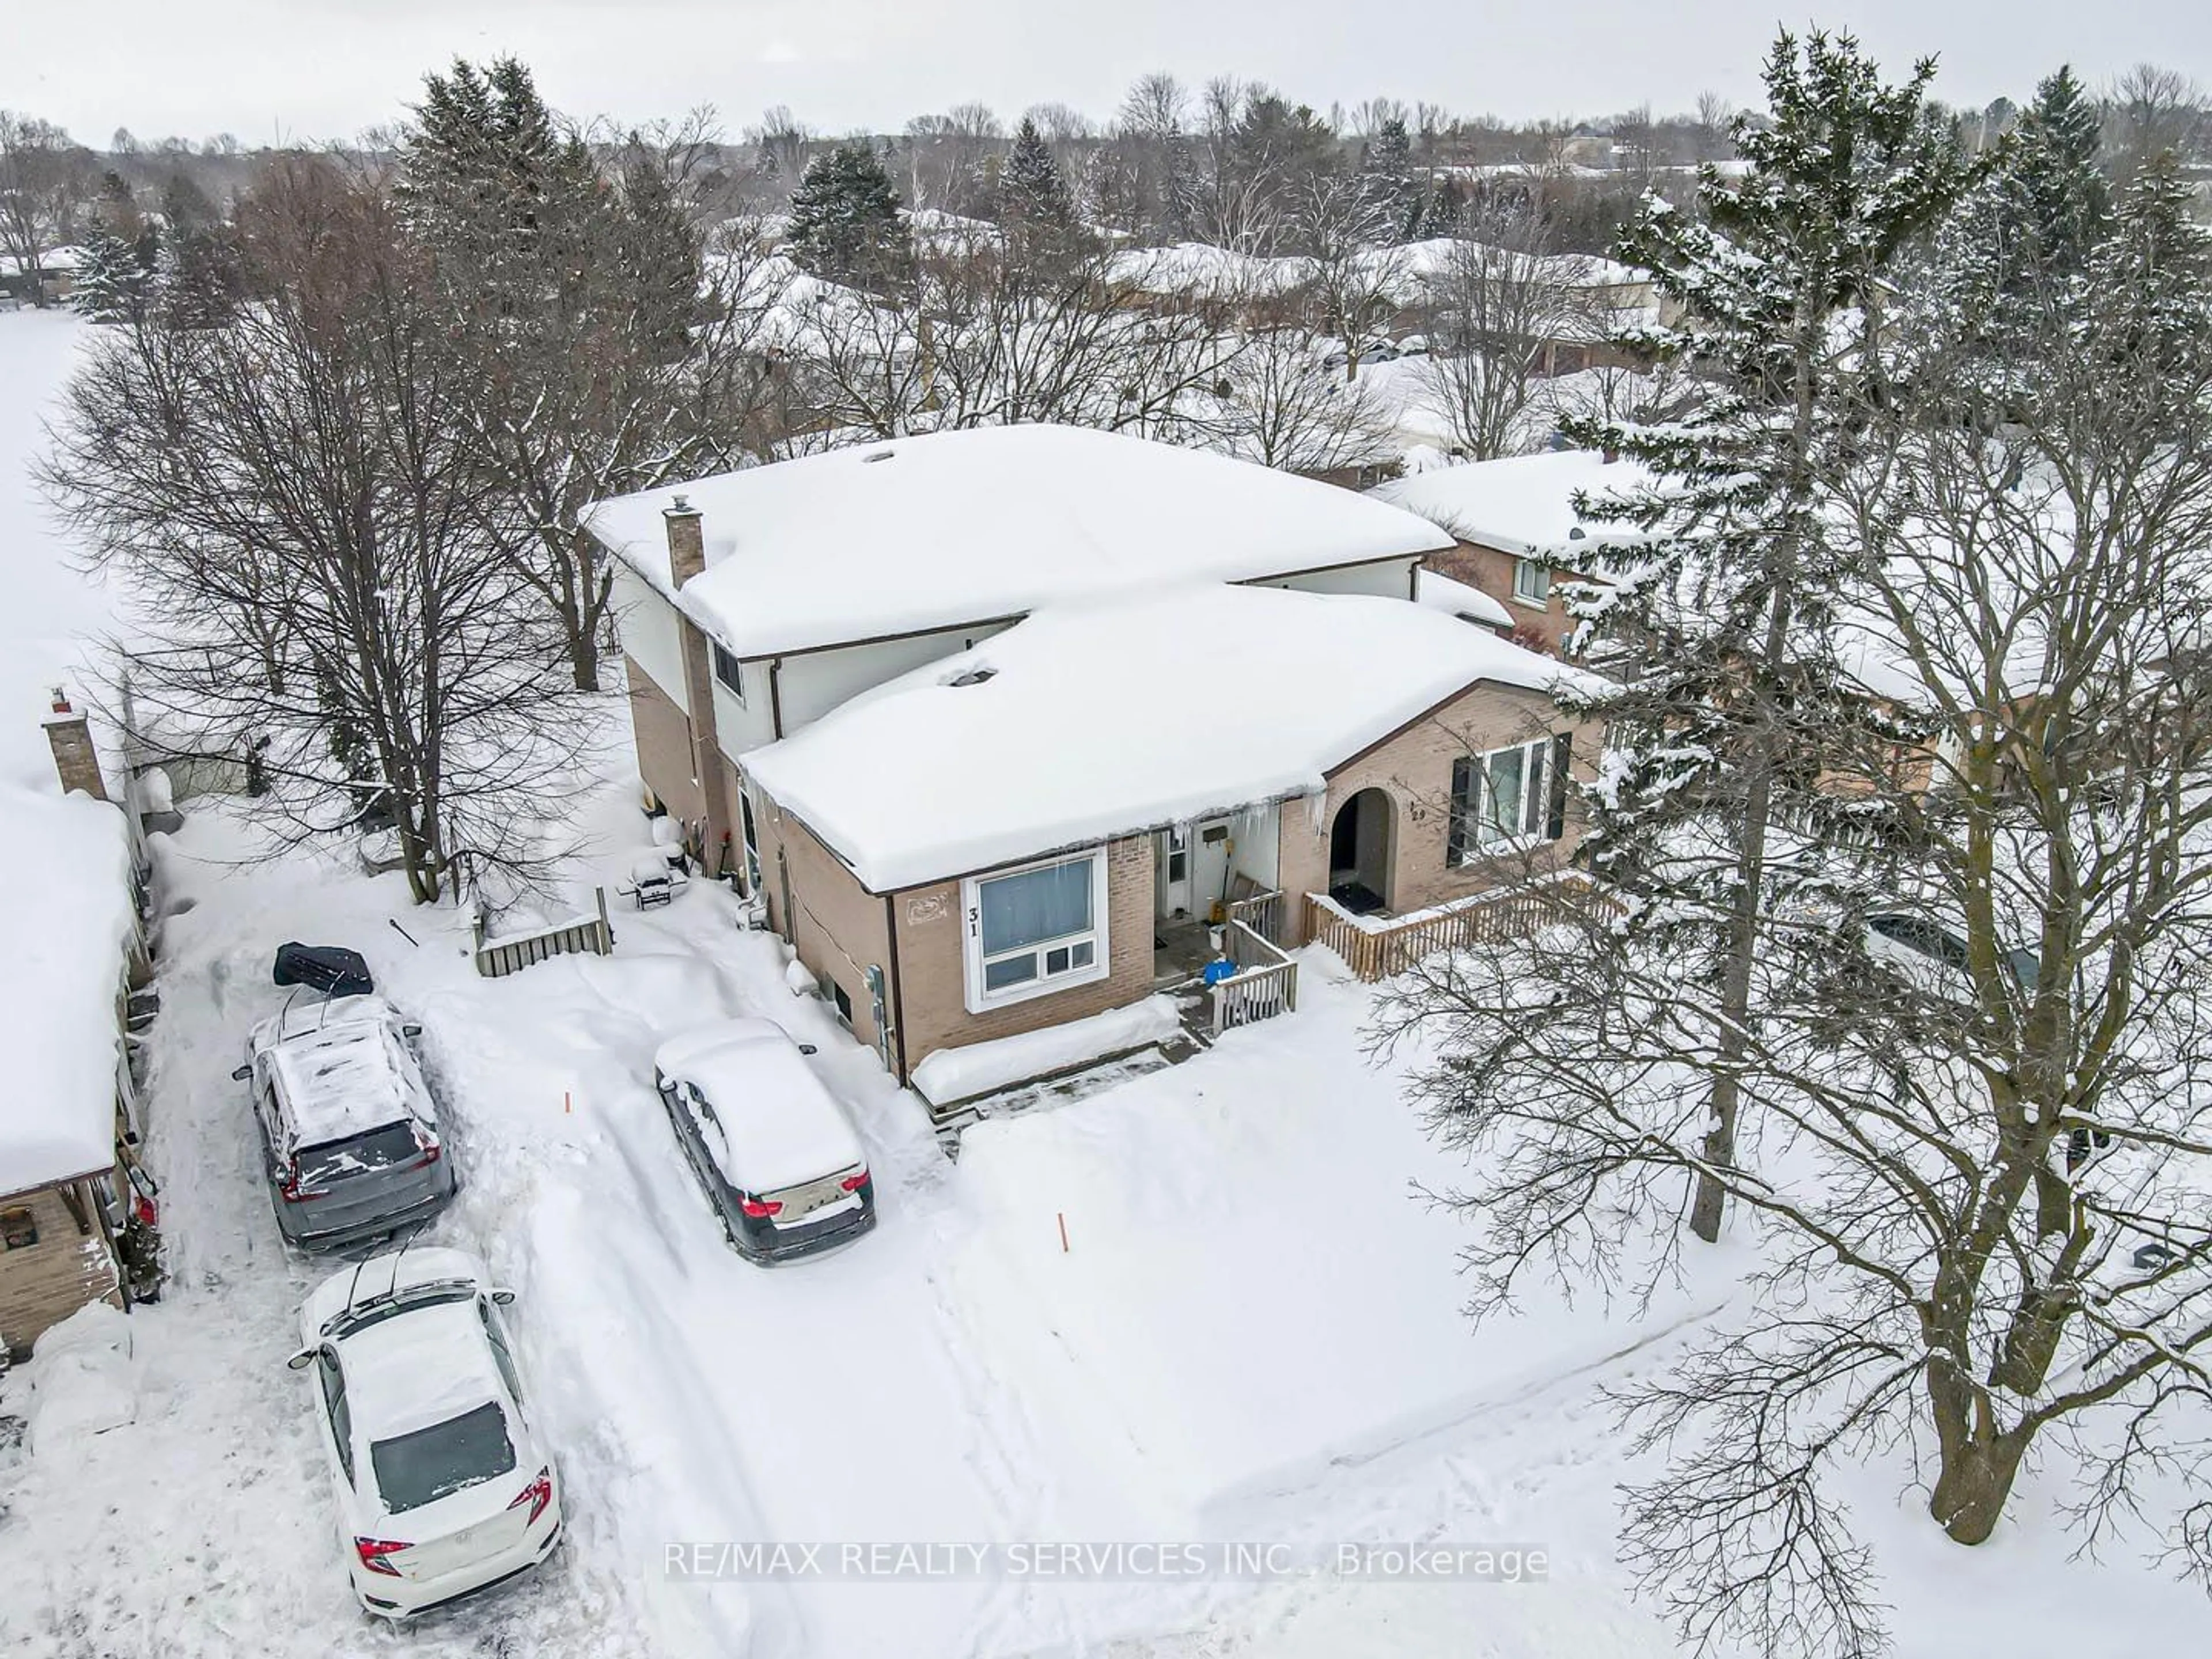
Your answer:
742;583;1580;892
1372;449;1659;562
581;423;1453;660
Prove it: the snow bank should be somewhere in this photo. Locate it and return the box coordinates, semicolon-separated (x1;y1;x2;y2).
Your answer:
580;423;1450;659
1414;566;1514;630
27;1300;136;1450
912;994;1181;1107
743;583;1574;891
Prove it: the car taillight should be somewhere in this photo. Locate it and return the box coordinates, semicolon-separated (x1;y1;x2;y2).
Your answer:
406;1139;441;1172
737;1196;783;1219
279;1164;324;1203
507;1466;553;1526
840;1169;870;1192
354;1537;409;1576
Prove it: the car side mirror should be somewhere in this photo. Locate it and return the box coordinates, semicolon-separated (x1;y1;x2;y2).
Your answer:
402;1024;422;1039
232;1063;252;1082
798;1043;818;1056
286;1346;319;1372
488;1287;517;1306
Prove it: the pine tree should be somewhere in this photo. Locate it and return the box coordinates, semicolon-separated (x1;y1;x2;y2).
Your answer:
70;175;158;324
1558;31;1969;1242
2012;65;2108;272
999;118;1074;230
786;140;912;289
1357;116;1425;243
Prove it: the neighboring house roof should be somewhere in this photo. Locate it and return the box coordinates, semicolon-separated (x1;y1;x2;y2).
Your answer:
583;423;1453;659
1102;242;1317;298
0;786;136;1196
1372;449;1658;561
742;583;1581;891
1415;567;1514;631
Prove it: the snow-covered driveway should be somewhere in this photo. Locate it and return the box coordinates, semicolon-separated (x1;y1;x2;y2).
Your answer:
0;795;1035;1659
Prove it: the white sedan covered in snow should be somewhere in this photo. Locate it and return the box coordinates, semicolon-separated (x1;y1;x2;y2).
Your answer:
288;1247;560;1619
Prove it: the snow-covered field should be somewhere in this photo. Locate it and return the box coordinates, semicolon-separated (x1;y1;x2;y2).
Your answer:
4;310;2208;1659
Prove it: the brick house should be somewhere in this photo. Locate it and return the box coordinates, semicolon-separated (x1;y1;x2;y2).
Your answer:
1372;449;1654;656
584;423;1604;1104
738;584;1598;1108
581;423;1456;880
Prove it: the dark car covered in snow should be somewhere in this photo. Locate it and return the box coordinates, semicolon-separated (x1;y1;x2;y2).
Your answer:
234;962;456;1251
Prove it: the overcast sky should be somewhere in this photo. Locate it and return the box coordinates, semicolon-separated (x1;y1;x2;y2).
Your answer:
6;1;2207;146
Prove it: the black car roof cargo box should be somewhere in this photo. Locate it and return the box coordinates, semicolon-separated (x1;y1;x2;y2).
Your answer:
271;942;376;999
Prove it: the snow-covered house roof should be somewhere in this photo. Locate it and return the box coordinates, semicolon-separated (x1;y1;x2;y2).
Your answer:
1372;449;1658;562
582;424;1453;660
1415;567;1514;631
0;786;137;1196
1103;242;1317;300
741;583;1578;891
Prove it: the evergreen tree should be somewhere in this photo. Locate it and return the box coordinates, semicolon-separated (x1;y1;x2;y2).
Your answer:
999;118;1075;231
70;173;158;324
1357;116;1425;243
786;139;912;288
1557;31;1969;1242
2013;66;2111;275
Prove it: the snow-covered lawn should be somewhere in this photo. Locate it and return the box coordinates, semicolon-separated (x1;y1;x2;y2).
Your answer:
5;308;2209;1659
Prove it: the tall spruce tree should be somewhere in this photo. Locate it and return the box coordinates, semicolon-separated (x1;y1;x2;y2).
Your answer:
1357;115;1425;242
999;118;1075;231
786;140;912;289
1559;31;1970;1241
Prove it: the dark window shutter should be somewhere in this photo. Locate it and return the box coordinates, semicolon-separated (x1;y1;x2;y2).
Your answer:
1448;755;1476;865
1546;732;1573;841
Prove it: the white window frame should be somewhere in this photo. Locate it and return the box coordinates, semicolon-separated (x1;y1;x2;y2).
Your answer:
1512;558;1552;607
1452;738;1553;863
961;849;1111;1012
710;642;746;703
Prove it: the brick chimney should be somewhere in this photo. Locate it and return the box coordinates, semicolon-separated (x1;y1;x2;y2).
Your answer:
663;498;734;876
44;687;110;801
665;494;705;588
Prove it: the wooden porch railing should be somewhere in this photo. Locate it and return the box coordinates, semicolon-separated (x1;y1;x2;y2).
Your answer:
472;888;615;979
1224;887;1287;947
1210;918;1298;1034
1302;876;1608;983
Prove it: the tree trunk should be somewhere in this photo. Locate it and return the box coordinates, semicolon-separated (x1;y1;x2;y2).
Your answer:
1928;1425;2029;1545
569;527;603;692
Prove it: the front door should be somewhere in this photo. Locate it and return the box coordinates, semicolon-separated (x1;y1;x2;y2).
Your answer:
1190;819;1234;920
1155;823;1191;919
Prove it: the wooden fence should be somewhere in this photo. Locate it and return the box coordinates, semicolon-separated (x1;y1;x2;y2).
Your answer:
1210;917;1299;1034
1225;888;1287;947
472;888;615;979
1302;877;1609;983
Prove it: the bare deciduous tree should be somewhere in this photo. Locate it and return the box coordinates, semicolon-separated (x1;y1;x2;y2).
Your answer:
41;156;589;904
0;112;96;304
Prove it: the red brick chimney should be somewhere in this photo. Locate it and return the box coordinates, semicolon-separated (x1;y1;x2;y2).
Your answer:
665;494;705;587
663;498;733;876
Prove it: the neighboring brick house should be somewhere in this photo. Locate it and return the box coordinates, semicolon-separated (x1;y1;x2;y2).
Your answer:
1372;449;1654;656
0;695;150;1359
738;585;1599;1111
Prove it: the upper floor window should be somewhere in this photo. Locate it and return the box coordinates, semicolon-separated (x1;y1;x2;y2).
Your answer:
1512;558;1552;607
711;643;745;702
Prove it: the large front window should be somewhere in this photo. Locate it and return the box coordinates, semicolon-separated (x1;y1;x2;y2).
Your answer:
965;853;1108;1006
1449;735;1570;863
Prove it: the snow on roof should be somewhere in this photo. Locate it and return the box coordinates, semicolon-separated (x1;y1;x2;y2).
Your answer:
1103;242;1316;298
338;1298;509;1444
654;1021;863;1195
256;996;430;1150
583;424;1452;659
0;786;137;1194
1372;449;1658;562
1415;567;1514;631
743;583;1577;891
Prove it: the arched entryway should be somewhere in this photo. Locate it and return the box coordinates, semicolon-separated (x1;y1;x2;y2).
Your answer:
1328;788;1395;914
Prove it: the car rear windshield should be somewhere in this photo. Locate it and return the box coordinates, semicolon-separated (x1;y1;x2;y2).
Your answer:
369;1400;516;1514
296;1122;429;1187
